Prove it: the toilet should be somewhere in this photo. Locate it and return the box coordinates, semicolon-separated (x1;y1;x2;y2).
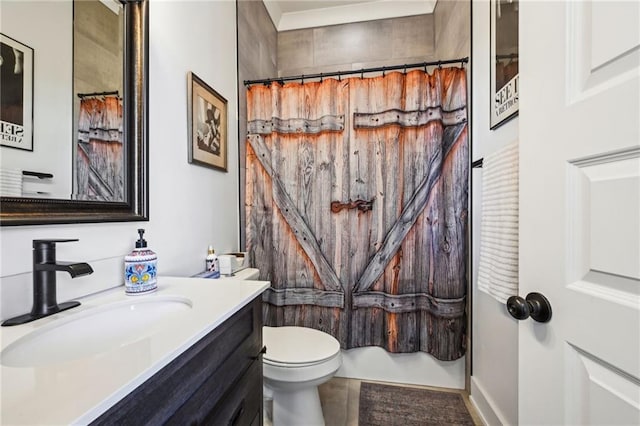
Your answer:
262;326;342;426
232;268;342;425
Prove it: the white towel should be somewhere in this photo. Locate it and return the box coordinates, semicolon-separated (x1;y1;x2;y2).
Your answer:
0;169;23;197
477;142;519;303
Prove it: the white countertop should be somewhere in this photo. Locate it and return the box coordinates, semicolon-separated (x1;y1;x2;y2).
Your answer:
0;274;269;425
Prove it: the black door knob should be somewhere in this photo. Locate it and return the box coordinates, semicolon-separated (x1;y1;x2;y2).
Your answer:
506;292;552;323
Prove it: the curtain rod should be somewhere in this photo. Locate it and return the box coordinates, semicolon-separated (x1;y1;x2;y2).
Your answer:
244;57;469;86
77;90;120;99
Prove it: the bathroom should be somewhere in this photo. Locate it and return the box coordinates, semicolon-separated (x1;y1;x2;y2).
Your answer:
1;0;638;425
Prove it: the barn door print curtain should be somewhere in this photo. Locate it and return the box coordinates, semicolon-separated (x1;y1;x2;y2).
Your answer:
246;68;468;360
76;95;124;201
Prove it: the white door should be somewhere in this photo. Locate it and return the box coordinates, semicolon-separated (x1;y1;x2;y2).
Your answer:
519;1;640;424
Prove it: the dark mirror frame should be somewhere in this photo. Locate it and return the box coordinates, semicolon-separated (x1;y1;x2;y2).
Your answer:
0;0;149;226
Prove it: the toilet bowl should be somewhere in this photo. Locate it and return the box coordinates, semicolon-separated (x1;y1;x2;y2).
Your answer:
262;326;342;426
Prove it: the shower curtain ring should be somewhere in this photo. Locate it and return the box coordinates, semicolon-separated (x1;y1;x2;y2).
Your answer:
361;70;364;79
320;73;323;82
438;61;442;69
423;64;427;73
403;65;407;74
382;66;386;77
301;75;304;84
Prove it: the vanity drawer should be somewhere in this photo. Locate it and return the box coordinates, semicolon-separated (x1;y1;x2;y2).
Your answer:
91;297;263;425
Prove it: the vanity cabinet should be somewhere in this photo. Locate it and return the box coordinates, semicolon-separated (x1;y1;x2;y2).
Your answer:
92;297;264;425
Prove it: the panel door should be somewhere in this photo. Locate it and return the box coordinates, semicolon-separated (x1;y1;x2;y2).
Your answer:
519;1;640;424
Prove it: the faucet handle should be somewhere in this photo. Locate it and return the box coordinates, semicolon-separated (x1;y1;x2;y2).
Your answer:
33;239;79;249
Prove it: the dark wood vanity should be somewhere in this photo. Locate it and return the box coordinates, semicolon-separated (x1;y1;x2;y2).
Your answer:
92;297;264;425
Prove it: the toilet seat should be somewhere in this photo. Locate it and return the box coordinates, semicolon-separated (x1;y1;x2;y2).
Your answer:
263;326;340;366
263;351;341;368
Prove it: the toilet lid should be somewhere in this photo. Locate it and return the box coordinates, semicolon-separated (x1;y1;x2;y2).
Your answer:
262;326;340;365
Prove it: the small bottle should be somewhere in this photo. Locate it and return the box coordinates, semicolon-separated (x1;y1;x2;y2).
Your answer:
205;245;220;278
124;229;158;295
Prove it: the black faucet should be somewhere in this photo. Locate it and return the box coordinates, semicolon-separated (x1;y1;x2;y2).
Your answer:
2;239;93;326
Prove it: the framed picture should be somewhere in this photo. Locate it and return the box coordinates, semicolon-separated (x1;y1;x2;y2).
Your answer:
1;33;34;151
187;72;228;172
490;0;519;129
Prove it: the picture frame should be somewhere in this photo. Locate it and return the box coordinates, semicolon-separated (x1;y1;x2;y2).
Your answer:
1;33;34;151
187;72;228;172
490;0;519;129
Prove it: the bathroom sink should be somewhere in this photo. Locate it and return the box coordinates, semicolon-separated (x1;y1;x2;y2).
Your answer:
1;296;192;368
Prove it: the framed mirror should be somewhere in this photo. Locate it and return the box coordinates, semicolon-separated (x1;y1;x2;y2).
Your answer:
0;0;148;226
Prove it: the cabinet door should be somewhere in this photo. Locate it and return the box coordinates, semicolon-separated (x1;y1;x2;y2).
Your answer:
166;346;264;425
91;298;263;426
202;360;263;426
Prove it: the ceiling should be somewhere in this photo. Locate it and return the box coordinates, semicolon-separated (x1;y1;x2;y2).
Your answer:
263;0;437;31
274;1;373;14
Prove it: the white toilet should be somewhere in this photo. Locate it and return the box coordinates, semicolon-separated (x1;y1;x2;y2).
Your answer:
262;326;342;426
232;268;342;425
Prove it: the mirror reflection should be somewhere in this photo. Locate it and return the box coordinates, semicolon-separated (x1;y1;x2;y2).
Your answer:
0;0;124;202
73;0;124;201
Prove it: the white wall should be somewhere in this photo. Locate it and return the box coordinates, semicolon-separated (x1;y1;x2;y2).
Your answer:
0;0;240;322
470;1;519;425
0;1;73;198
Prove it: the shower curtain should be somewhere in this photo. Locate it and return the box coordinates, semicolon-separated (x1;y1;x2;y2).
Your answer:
75;94;124;201
246;68;468;361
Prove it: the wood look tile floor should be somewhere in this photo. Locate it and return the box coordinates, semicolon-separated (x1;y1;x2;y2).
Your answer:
265;377;484;425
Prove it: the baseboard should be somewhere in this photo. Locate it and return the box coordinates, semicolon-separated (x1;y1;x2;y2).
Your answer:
470;376;509;425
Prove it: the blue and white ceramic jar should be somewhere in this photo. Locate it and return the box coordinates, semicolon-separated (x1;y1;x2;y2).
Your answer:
124;229;157;295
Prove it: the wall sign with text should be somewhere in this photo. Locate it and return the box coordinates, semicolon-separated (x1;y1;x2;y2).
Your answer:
1;33;34;151
490;0;519;129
